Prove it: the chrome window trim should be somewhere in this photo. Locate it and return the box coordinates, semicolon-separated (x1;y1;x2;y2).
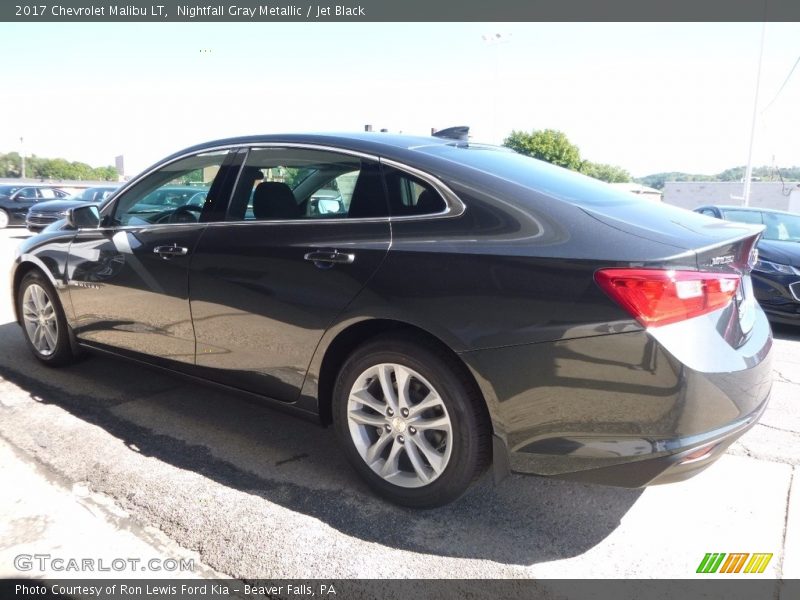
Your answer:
379;156;466;220
94;141;467;231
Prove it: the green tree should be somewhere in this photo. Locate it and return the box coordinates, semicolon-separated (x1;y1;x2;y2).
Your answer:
503;129;582;170
92;166;119;181
579;161;631;183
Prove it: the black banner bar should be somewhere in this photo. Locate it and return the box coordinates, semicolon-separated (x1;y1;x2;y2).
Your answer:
3;0;800;22
1;579;797;600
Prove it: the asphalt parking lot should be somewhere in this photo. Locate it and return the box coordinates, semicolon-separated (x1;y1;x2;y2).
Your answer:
0;227;797;588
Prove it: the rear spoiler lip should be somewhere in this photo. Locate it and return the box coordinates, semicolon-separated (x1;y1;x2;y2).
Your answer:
609;226;766;274
688;224;765;259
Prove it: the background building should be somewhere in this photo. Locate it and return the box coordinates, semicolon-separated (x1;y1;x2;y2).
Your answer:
663;181;800;212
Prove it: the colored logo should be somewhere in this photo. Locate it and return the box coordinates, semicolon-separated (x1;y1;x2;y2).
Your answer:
696;553;773;574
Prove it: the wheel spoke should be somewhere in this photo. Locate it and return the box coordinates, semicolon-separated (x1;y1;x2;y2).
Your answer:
412;414;452;433
409;434;446;475
394;365;412;412
377;364;398;410
348;409;386;428
365;432;393;465
41;322;57;351
408;391;443;418
29;286;42;311
404;439;432;484
380;439;403;477
33;325;45;350
349;388;385;414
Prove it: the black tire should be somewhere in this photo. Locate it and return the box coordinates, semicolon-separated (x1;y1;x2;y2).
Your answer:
17;270;78;367
333;334;491;508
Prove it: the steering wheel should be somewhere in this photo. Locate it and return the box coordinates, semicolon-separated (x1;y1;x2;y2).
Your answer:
188;192;207;206
169;205;202;223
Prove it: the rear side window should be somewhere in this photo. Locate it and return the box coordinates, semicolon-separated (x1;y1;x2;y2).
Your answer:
382;166;447;217
722;210;763;225
227;148;390;221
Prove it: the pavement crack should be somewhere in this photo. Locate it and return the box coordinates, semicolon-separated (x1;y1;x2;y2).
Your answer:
756;422;800;434
776;468;793;580
773;370;799;385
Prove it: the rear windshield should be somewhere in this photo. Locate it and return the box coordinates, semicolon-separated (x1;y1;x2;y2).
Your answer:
427;145;635;208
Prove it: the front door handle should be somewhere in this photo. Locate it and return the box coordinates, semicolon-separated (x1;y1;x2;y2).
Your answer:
303;250;355;266
153;244;189;258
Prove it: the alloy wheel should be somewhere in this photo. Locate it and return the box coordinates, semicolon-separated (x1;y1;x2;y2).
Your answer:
346;363;453;488
22;283;59;356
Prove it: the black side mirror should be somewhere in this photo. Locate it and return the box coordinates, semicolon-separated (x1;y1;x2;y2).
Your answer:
66;205;101;229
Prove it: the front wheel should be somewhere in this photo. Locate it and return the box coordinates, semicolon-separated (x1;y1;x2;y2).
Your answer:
17;271;78;366
333;336;491;508
0;209;9;229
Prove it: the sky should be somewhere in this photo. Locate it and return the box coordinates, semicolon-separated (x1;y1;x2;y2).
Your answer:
1;22;799;178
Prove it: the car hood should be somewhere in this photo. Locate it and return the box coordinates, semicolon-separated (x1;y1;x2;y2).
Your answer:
757;239;800;267
30;199;99;212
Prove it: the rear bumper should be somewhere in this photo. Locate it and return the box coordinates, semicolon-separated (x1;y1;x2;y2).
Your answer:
548;395;768;487
462;306;773;488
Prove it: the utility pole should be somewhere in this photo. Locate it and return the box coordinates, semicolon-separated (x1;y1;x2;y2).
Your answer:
742;23;766;207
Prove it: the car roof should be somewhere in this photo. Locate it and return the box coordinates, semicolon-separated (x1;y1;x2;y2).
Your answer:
698;204;798;216
162;132;489;168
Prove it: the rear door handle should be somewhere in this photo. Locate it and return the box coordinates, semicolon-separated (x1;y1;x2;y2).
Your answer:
303;250;355;266
153;244;189;258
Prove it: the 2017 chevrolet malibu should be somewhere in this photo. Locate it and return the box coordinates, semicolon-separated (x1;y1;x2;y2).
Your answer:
11;133;773;507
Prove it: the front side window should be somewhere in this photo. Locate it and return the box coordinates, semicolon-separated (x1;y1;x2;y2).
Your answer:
227;148;389;221
110;151;233;227
16;187;37;200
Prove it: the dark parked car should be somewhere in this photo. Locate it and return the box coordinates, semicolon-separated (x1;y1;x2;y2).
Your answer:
11;133;773;507
26;185;121;232
0;184;69;228
694;205;800;324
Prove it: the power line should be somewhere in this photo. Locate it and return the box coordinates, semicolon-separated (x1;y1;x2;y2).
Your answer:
761;54;800;114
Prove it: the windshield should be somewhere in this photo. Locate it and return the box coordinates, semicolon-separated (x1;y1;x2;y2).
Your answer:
0;185;21;196
67;187;117;202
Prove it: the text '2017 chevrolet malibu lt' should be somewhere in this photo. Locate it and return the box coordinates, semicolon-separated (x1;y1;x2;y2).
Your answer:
11;132;772;507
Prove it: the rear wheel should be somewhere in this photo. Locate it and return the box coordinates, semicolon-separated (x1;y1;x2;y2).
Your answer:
17;271;78;366
0;209;9;229
333;336;491;508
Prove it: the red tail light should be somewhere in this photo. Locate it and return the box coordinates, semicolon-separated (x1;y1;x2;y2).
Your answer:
595;269;740;327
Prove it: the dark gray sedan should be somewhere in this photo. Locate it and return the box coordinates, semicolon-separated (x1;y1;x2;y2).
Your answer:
10;133;773;507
